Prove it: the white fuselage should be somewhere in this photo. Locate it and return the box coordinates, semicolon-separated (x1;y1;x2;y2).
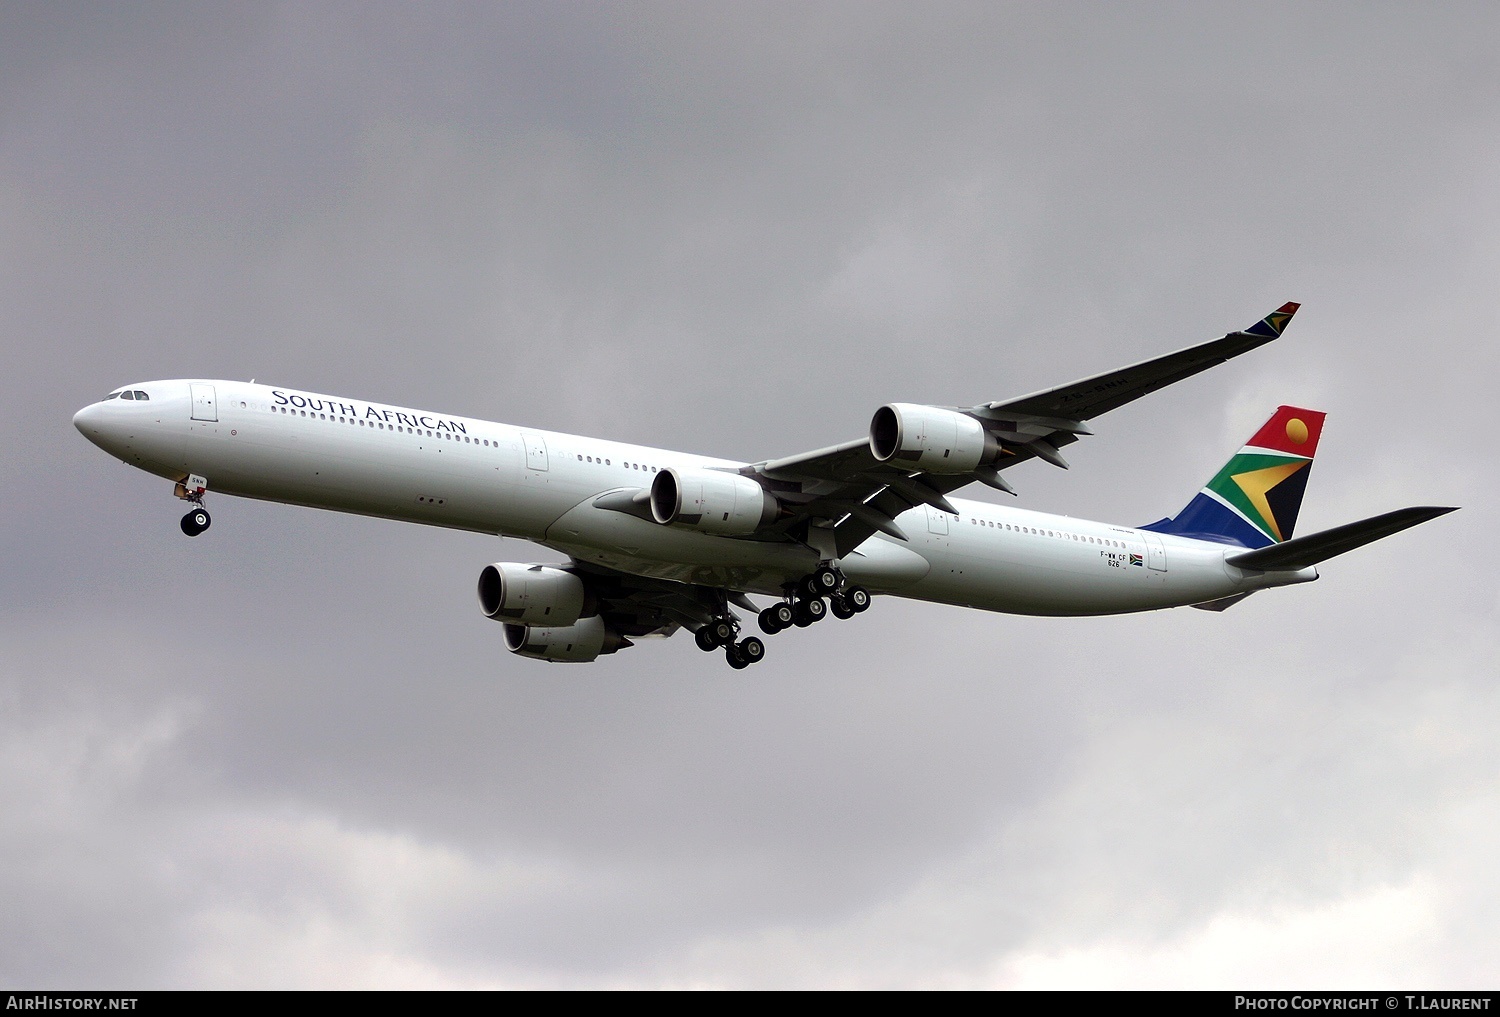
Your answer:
73;380;1316;615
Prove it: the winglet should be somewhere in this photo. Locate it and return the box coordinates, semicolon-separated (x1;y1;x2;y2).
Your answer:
1243;302;1301;338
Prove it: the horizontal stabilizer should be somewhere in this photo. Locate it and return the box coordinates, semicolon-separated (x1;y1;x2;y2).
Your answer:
1225;506;1457;572
1191;592;1255;612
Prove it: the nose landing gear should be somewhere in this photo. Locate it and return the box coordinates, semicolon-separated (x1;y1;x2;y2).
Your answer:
175;474;211;537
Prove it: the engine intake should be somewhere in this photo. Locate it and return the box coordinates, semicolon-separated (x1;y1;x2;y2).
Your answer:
477;563;588;627
869;403;1000;474
650;467;778;535
502;616;627;663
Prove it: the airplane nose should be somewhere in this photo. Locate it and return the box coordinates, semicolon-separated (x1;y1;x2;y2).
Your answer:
73;402;102;434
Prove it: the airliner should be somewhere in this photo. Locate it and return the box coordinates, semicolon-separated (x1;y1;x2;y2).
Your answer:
73;303;1455;668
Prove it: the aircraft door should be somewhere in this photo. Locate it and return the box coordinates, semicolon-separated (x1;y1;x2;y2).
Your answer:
190;384;218;422
1144;532;1167;571
522;433;549;472
926;504;949;535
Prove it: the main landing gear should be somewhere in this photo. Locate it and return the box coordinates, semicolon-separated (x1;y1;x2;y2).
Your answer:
175;474;211;537
755;564;871;636
693;614;766;669
698;563;872;669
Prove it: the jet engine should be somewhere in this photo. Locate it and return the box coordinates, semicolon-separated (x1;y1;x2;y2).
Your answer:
477;562;588;627
650;467;778;535
502;616;628;663
869;403;1001;474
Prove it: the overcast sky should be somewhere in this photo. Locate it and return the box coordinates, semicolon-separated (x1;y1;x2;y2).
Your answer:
3;1;1497;988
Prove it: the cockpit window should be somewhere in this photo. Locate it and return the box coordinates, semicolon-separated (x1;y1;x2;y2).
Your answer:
132;390;149;401
119;390;135;401
104;390;122;400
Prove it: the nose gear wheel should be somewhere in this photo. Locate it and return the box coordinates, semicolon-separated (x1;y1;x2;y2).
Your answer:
180;508;211;537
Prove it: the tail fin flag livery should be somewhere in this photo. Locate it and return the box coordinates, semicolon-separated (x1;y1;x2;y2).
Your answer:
1143;405;1326;548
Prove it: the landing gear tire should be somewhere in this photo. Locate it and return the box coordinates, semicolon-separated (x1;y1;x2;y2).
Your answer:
844;585;871;612
180;508;211;537
759;603;795;634
830;595;856;620
737;637;765;664
695;627;720;652
726;645;750;669
709;618;736;646
813;565;842;593
793;597;826;627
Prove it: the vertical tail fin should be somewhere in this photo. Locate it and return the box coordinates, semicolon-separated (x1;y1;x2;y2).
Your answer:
1142;406;1326;548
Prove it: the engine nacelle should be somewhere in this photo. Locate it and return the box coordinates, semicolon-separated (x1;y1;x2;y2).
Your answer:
650;467;778;535
502;616;627;663
869;403;999;474
477;562;587;627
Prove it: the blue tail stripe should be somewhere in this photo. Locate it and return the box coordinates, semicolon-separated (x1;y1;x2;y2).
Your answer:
1140;493;1275;549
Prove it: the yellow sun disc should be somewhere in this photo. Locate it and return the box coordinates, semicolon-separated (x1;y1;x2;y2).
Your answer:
1286;418;1308;444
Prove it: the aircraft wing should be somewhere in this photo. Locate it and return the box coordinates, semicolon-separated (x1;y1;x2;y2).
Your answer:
749;303;1301;557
